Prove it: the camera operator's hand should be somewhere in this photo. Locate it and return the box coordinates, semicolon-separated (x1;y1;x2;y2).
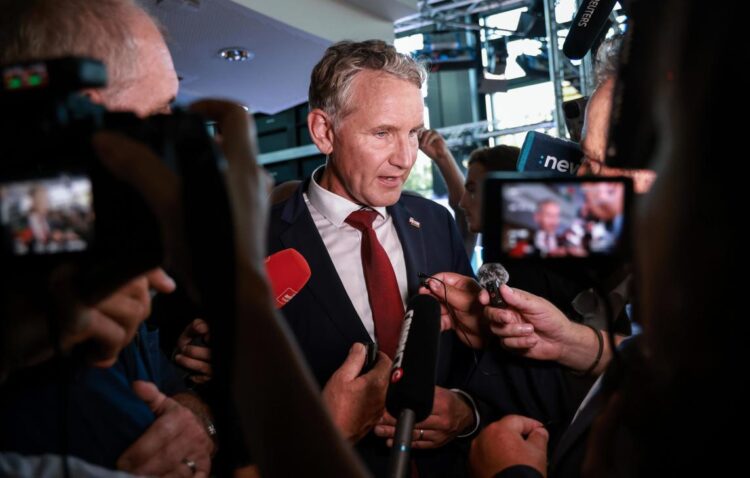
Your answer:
175;318;212;384
117;381;213;477
70;268;175;368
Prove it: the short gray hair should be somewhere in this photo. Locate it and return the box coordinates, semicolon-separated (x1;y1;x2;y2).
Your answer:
0;0;156;94
594;34;623;86
308;40;427;126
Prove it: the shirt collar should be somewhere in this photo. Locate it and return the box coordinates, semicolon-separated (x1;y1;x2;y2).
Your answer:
307;165;387;227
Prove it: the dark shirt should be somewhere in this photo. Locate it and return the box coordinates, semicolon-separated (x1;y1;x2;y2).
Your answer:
0;323;185;468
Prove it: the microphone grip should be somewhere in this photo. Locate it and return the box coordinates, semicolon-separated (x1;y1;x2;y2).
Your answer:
485;280;506;308
387;408;416;478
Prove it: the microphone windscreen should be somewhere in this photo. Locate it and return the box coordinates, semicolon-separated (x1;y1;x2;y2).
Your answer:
478;262;510;307
386;295;441;422
264;249;311;308
563;0;618;59
477;262;510;290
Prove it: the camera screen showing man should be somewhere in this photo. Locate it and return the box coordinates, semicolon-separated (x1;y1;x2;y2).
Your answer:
498;180;626;258
0;175;93;255
533;199;566;257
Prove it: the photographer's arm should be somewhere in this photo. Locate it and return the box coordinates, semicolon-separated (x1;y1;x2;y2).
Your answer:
419;130;464;210
418;130;477;257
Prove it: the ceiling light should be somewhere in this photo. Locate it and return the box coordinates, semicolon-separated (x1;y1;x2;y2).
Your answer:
219;48;254;62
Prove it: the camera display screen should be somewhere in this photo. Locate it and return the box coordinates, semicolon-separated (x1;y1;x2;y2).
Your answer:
493;180;628;259
0;175;93;255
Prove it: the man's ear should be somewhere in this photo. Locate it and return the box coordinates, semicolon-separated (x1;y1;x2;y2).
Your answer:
308;109;335;155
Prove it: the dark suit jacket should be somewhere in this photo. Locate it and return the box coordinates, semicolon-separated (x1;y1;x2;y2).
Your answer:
545;336;640;478
546;387;602;478
466;344;577;455
267;181;477;477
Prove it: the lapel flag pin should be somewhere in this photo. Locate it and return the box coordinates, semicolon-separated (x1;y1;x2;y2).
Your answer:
409;217;421;228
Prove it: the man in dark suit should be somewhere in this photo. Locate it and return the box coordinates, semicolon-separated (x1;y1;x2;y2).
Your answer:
267;40;481;476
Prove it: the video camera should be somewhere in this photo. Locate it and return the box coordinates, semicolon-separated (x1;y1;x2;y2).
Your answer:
482;174;633;264
0;57;230;303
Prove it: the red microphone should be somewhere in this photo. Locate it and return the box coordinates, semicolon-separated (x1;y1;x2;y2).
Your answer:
264;249;311;308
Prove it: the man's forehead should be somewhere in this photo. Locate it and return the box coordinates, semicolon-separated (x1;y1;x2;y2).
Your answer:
349;70;421;102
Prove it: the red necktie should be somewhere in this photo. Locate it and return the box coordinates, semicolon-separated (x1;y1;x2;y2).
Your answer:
346;209;404;358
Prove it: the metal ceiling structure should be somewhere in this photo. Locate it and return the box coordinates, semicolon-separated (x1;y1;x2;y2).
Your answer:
394;0;536;35
390;0;626;144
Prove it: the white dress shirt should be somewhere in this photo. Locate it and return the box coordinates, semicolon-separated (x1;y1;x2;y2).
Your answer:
304;167;408;343
534;230;559;254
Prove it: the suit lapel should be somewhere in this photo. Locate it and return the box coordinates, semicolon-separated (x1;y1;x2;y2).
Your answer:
278;181;370;344
552;336;639;470
550;380;604;470
389;199;426;297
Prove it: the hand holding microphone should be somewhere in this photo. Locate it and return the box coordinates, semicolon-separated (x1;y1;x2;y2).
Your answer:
382;295;441;478
265;248;311;308
482;284;578;362
322;343;392;443
419;264;513;349
418;272;486;349
176;248;311;382
175;318;212;384
375;294;477;475
377;386;476;450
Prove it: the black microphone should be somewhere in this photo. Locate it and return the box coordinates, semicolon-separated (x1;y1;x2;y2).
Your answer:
563;0;618;59
477;262;510;308
386;294;441;478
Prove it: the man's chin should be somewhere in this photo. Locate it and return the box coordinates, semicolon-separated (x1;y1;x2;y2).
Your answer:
365;190;402;208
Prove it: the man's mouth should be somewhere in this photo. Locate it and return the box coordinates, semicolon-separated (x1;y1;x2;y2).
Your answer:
378;176;402;186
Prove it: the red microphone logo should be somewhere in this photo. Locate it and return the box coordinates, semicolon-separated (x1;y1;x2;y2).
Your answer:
389;309;414;384
276;287;299;307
